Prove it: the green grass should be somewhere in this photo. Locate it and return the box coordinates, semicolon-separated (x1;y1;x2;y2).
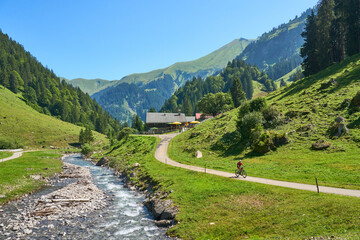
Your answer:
0;151;63;204
0;86;107;149
104;135;360;239
168;54;360;190
0;151;12;159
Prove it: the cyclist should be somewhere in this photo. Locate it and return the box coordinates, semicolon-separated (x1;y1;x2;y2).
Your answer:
237;159;244;172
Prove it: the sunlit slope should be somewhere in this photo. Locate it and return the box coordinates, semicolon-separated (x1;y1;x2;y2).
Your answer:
170;54;360;189
67;78;118;95
118;38;252;87
0;86;105;148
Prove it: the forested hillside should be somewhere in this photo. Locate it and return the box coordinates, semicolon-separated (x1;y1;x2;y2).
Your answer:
301;0;360;76
238;9;312;81
0;30;121;135
160;59;276;115
92;38;251;122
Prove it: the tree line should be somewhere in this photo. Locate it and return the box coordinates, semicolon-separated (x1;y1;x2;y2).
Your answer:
0;30;121;136
301;0;360;76
160;59;276;116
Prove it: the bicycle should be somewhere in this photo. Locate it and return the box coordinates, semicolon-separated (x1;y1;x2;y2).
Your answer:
235;167;247;178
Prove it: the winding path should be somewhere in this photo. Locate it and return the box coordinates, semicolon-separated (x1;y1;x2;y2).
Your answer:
154;133;360;198
0;149;24;163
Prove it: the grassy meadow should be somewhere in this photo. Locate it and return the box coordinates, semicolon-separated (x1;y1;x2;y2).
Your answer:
0;86;107;149
169;54;360;190
0;151;12;159
0;151;63;205
102;135;360;239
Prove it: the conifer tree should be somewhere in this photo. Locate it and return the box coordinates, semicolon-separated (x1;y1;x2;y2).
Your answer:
9;71;18;93
316;0;336;69
345;0;360;56
301;10;320;76
79;129;85;144
280;79;287;87
230;77;246;108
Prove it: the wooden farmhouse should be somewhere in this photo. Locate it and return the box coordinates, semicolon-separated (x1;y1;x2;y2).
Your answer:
146;112;195;133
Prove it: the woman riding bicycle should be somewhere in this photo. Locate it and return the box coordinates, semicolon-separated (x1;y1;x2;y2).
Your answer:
237;159;244;171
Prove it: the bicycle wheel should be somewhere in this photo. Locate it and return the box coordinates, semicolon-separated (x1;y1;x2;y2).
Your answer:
241;169;247;178
235;169;240;178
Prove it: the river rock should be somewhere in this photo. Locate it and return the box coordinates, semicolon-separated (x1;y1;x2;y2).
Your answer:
154;220;172;227
195;150;202;158
96;157;109;166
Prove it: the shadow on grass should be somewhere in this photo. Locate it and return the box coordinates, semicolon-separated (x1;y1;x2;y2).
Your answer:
210;131;247;157
348;117;360;129
275;54;360;101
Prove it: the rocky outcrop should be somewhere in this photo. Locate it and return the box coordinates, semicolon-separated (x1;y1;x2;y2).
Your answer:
328;116;349;137
96;156;110;166
195;150;203;158
312;140;332;150
143;195;178;227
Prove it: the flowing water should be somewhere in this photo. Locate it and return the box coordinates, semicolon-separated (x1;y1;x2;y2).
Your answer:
0;154;170;239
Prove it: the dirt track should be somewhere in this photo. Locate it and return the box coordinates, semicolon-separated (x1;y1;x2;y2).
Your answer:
0;149;24;163
154;133;360;198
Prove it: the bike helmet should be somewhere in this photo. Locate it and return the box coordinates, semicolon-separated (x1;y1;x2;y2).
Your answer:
238;159;242;162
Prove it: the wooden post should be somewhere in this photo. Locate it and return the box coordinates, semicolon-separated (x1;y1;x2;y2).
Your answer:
315;177;319;193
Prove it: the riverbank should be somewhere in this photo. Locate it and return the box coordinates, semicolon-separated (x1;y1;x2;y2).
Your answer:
0;155;108;239
102;134;360;239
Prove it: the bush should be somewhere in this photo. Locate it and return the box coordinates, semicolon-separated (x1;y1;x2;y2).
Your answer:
237;112;264;142
117;127;138;141
262;106;282;128
252;131;274;154
81;143;93;156
0;137;22;149
249;97;267;112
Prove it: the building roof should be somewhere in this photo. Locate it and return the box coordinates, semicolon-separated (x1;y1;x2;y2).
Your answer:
186;116;195;122
146;112;187;124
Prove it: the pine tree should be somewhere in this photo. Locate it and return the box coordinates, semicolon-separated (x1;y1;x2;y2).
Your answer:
331;0;347;62
316;0;336;69
345;0;360;56
9;71;18;93
280;79;287;87
301;10;320;76
182;96;193;116
230;77;246;108
79;129;85;144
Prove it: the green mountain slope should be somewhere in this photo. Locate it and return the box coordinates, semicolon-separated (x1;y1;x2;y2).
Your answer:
67;78;117;95
169;53;360;190
93;38;252;122
118;38;252;87
238;9;312;81
0;30;121;135
0;86;106;148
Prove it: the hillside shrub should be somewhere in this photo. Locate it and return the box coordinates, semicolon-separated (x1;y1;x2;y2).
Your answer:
252;131;289;154
350;91;360;110
0;137;22;149
118;127;138;141
81;143;93;156
237;111;264;143
262;106;282;128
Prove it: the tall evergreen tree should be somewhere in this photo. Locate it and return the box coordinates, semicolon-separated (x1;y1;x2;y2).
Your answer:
9;71;18;93
301;10;320;76
230;77;246;108
316;0;336;69
182;96;193;116
345;0;360;56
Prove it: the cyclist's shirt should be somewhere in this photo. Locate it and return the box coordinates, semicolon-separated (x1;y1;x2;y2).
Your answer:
237;162;243;169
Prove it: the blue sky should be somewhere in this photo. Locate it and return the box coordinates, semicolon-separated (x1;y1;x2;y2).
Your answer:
0;0;318;80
